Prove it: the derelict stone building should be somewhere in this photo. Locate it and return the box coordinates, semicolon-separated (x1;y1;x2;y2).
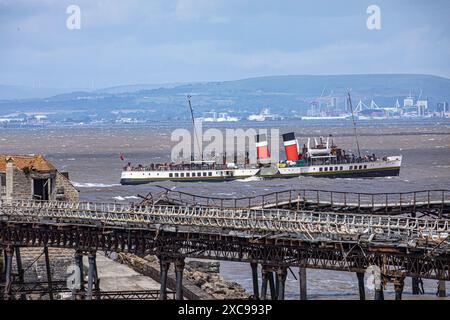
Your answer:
0;154;78;202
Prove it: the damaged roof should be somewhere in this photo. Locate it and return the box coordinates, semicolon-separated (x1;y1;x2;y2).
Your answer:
0;154;56;173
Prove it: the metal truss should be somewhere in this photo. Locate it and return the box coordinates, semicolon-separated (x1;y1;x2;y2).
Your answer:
0;200;448;249
0;222;448;280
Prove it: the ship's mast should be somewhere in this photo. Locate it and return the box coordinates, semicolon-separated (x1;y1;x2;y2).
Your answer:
187;95;203;161
347;92;361;158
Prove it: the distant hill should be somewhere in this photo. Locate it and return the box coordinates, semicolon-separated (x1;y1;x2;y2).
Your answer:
0;84;84;100
96;82;193;94
0;74;449;120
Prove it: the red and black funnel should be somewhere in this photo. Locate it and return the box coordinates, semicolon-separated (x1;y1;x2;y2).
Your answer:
282;132;299;161
255;134;270;160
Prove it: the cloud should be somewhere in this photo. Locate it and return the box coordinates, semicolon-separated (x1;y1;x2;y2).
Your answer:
174;0;229;23
0;0;449;87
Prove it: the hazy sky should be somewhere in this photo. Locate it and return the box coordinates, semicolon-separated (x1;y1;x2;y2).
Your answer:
1;0;449;89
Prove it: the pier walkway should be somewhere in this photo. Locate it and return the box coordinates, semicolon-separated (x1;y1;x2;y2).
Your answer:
153;187;450;217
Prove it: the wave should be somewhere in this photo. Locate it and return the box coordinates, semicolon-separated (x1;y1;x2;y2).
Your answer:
72;182;121;188
236;176;263;182
112;195;140;201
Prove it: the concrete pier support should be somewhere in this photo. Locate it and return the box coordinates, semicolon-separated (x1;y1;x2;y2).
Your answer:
394;277;405;300
356;272;365;300
299;267;307;300
3;247;13;300
43;246;54;300
159;258;170;300
250;262;259;300
438;280;446;298
175;259;185;300
260;266;269;300
276;267;287;300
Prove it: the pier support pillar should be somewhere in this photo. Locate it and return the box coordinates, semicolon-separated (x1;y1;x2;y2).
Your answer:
43;246;54;300
374;286;384;301
412;277;420;295
159;258;170;300
274;271;279;299
356;272;365;300
3;247;13;300
394;277;405;301
1;249;5;276
15;247;26;300
268;270;276;300
299;267;307;300
93;252;100;300
260;266;269;300
374;289;384;301
438;280;446;298
276;267;287;301
74;250;84;291
250;262;259;300
86;251;97;300
175;259;185;300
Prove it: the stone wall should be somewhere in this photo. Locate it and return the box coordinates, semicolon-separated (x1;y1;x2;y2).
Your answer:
55;172;79;202
11;248;75;282
11;167;32;200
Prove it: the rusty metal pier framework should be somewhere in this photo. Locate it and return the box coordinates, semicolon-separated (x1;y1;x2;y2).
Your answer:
0;192;449;300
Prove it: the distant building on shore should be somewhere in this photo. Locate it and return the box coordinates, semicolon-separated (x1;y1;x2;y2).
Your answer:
0;154;78;202
436;101;449;117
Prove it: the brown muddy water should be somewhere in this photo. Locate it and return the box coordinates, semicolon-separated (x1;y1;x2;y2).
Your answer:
1;119;449;299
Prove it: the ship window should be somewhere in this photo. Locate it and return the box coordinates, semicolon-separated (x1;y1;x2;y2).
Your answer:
208;172;212;176
324;167;328;171
319;167;323;172
186;172;190;177
329;167;333;171
340;166;343;170
180;172;185;177
203;172;207;177
349;166;353;170
335;167;338;171
364;165;367;169
169;173;173;178
197;172;201;177
175;173;179;177
359;165;362;169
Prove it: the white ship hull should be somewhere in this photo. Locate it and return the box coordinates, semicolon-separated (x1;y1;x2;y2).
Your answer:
120;156;402;185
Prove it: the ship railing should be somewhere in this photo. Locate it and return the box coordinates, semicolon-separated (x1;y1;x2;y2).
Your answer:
125;163;243;172
299;156;392;167
0;199;448;245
